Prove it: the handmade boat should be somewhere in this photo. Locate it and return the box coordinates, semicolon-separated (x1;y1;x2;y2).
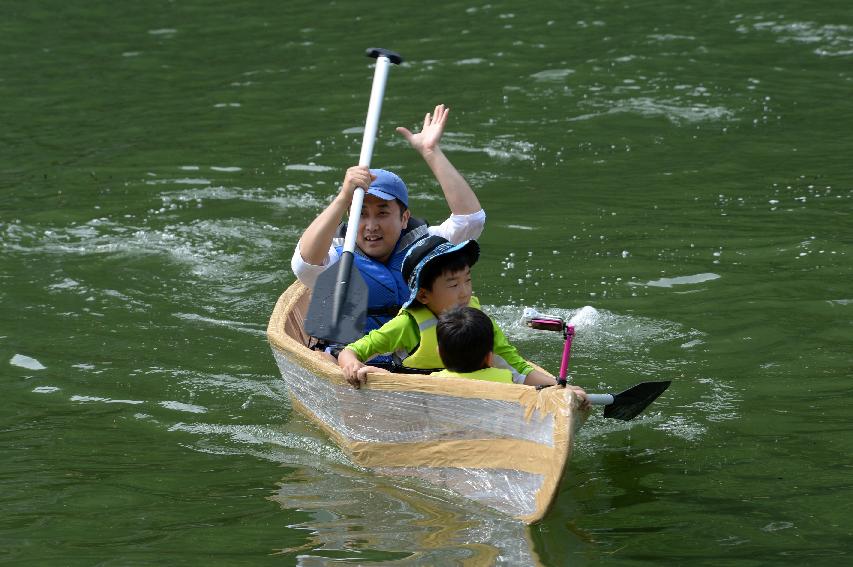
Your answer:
267;280;588;524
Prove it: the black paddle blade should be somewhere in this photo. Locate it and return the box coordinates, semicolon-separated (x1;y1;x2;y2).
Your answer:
603;381;671;421
304;256;368;346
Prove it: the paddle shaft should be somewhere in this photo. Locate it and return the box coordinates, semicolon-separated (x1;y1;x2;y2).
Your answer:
332;51;397;324
587;394;615;406
559;323;614;406
341;54;392;253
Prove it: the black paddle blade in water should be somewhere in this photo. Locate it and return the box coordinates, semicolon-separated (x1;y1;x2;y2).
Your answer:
604;381;671;421
304;253;368;345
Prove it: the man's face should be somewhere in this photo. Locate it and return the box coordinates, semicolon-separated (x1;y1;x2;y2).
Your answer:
357;194;410;262
416;266;473;316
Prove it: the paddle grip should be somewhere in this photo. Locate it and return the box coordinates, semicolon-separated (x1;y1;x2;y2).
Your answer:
366;47;403;65
587;394;614;406
526;318;564;333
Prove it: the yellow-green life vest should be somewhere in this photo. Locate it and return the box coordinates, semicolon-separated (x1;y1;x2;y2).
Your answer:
431;367;513;383
401;296;481;370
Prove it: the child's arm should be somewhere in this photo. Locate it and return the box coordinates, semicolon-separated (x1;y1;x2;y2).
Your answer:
490;320;536;382
489;319;559;386
521;369;558;387
338;348;367;388
338;312;420;388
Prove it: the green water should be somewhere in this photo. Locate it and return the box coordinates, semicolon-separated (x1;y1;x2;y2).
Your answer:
2;0;851;564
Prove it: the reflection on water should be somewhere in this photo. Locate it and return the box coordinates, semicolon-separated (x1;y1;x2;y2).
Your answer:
269;451;541;565
172;415;544;565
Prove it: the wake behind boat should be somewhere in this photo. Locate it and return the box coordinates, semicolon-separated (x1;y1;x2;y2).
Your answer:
267;281;588;524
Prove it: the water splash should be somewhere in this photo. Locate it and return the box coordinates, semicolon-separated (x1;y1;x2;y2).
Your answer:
10;354;46;370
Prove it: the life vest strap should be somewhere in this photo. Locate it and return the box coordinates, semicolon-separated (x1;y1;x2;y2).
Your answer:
367;305;402;317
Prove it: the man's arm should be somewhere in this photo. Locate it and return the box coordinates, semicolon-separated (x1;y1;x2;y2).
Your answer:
396;104;482;215
296;166;375;266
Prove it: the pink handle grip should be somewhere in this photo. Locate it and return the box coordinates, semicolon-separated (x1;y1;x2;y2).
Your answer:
558;325;575;381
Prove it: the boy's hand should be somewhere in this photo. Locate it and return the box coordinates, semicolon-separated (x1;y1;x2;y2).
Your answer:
338;348;367;389
356;365;390;383
396;104;449;156
566;385;591;411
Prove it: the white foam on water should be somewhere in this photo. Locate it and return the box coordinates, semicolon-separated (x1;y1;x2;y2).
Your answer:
762;521;795;532
568;305;600;327
647;33;696;41
2;216;296;285
11;354;46;370
160;184;324;209
145;178;211;185
160;401;208;414
284;163;334;172
738;17;853;57
530;68;575;81
173;312;266;337
48;278;80;290
168;421;351;467
71;395;144;405
33;386;60;393
653;414;708;441
688;377;741;422
579;97;735;124
636;272;721;288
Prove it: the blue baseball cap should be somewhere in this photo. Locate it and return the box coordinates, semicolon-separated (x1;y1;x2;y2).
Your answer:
401;235;480;308
368;169;408;209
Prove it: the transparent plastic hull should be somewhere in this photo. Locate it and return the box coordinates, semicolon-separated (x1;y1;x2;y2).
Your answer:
267;281;586;524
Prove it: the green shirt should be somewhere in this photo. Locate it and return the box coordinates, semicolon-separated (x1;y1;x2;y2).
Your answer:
346;298;534;379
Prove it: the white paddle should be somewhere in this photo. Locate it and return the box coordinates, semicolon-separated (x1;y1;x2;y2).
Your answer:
304;48;403;345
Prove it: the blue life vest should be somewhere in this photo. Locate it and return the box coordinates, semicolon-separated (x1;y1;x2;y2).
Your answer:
333;218;429;334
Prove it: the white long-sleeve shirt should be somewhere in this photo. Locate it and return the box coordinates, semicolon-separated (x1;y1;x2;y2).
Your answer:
291;209;486;288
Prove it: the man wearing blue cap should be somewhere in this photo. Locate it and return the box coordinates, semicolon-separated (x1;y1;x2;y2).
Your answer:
291;104;485;333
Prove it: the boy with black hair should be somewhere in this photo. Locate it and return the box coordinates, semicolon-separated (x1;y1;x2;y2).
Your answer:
432;307;591;407
432;306;513;382
338;235;558;388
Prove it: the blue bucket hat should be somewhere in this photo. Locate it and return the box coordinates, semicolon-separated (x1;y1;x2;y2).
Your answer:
401;235;480;308
368;169;408;209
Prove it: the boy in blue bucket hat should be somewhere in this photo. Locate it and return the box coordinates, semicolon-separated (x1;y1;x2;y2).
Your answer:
337;235;561;389
292;105;485;337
